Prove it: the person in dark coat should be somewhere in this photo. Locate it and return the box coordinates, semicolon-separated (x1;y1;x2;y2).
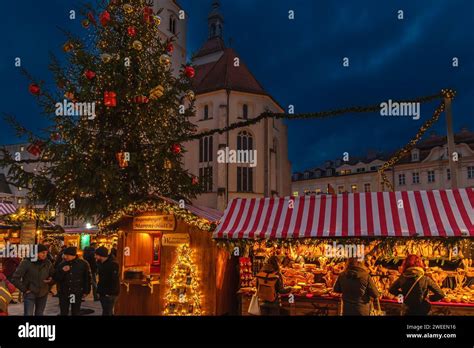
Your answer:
83;244;99;301
333;258;380;316
389;254;445;315
54;247;92;316
11;244;54;316
256;256;290;316
95;246;120;316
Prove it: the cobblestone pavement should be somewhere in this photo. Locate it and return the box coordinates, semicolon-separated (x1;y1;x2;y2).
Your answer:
8;293;103;316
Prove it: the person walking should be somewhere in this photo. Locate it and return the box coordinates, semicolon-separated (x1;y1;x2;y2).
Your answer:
333;258;380;316
83;244;99;301
389;254;445;315
255;256;290;316
11;244;54;316
95;247;120;316
54;247;91;316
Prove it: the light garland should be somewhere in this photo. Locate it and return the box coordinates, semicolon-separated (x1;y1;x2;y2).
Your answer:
98;200;216;232
163;244;203;316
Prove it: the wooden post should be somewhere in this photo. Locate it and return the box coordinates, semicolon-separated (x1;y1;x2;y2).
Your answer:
444;97;458;189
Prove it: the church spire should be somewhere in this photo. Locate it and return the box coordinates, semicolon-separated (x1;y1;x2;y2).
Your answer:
208;0;224;39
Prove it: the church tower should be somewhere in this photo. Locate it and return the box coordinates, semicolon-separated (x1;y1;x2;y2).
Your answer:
153;0;187;72
208;1;224;39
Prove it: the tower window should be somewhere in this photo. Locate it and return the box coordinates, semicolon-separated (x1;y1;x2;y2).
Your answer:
204;105;209;120
169;16;177;34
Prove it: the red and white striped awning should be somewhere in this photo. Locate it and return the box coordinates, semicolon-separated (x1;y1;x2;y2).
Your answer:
0;202;16;216
213;189;474;239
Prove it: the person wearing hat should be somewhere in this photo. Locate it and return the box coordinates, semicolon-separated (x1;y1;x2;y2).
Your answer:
95;246;120;315
54;247;92;316
11;244;54;316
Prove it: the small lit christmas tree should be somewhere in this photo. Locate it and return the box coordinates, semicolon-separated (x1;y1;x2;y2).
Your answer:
163;244;202;316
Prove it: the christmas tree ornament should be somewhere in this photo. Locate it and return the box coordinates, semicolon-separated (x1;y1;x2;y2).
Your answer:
87;12;97;26
149;85;164;100
185;90;195;101
50;133;61;142
104;91;117;107
127;26;137;37
160;54;172;70
166;42;174;53
26;141;45;157
84;70;96;80
82;19;90;29
101;53;112;63
184;66;195;78
153;15;162;26
192;177;199;185
100;10;111;26
64;92;75;101
133;40;143;51
143;7;153;23
28;83;41;96
116;151;129;168
97;40;108;49
63;42;74;52
123;4;133;14
134;95;149;104
164;159;172;170
172;144;181;155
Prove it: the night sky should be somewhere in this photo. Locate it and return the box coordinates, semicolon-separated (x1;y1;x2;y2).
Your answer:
0;0;472;173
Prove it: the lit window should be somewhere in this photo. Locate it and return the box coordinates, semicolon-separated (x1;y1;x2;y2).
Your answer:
351;185;358;193
20;146;24;151
18;198;22;204
315;188;321;195
292;191;299;197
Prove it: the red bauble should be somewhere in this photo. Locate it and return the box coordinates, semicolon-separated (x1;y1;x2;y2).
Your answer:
143;7;153;23
171;144;181;155
100;10;111;26
127;26;137;37
50;132;61;142
192;177;199;185
104;91;117;107
184;66;195;78
27;141;44;157
133;95;149;104
166;43;174;53
28;83;41;96
84;70;96;80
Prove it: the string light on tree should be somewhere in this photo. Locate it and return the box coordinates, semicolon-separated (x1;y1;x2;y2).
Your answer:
163;244;203;316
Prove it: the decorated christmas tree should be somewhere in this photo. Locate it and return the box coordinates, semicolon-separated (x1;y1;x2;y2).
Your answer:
0;0;201;220
163;244;202;316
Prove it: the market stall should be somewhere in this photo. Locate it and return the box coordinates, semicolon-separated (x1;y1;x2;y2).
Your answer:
99;197;238;316
214;189;474;316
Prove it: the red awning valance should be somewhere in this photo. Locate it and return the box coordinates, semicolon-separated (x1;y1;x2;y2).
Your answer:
213;189;474;239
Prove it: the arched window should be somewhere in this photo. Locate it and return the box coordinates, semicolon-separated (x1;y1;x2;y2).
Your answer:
204;105;209;120
210;23;216;37
237;131;253;192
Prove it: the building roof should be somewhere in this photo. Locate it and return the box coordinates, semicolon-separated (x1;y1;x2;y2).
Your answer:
0;174;12;195
193;47;269;97
193;37;226;59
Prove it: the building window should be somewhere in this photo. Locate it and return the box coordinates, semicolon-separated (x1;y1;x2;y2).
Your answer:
398;174;406;186
242;104;248;119
292;191;299;197
199;167;213;192
351;184;358;193
341;170;352;175
412;172;420;184
411;150;419;162
315;188;321;195
357;168;366;173
468;166;474;179
199;136;213;163
337;186;344;194
237;131;253;192
204;105;209;120
304;172;310;179
447;168;451;181
64;215;75;227
20;146;25;152
169;16;177;34
370;166;376;171
428;170;435;183
315;171;321;178
326;169;332;176
364;183;371;192
17;198;22;204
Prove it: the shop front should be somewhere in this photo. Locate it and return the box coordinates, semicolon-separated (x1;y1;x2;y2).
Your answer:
100;197;238;316
214;189;474;316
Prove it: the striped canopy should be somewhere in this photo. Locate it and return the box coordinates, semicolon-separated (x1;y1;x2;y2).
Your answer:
213;189;474;239
0;202;16;216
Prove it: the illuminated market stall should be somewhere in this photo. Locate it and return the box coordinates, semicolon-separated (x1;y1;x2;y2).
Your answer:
214;189;474;316
99;197;238;316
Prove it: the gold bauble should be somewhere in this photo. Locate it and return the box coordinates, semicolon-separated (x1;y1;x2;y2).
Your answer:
101;53;112;63
133;40;143;51
160;54;172;70
123;4;134;14
154;15;162;26
185;90;195;101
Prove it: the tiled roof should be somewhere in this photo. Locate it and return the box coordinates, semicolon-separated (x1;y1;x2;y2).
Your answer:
193;47;268;96
193;37;226;59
